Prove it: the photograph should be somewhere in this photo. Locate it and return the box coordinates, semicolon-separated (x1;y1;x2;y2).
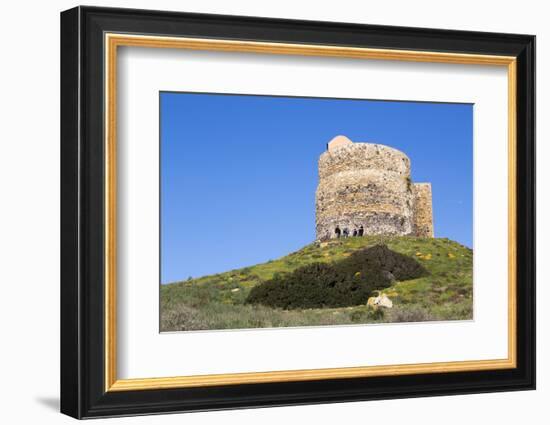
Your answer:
160;92;474;332
57;5;535;419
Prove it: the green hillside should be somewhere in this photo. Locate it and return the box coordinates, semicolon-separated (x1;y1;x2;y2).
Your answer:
161;236;473;332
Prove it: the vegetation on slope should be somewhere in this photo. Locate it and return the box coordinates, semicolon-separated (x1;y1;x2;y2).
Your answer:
246;245;427;309
160;236;473;332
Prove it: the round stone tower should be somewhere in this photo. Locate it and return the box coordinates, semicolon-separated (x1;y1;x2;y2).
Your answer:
315;135;416;240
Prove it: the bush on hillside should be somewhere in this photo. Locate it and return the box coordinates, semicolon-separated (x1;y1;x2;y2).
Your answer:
246;244;427;310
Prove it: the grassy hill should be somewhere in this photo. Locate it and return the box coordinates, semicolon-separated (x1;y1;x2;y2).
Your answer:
161;236;473;332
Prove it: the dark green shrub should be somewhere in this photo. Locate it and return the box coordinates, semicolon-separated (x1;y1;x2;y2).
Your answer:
339;244;427;281
246;245;427;310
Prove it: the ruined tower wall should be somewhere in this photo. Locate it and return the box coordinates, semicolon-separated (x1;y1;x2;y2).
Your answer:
315;142;415;240
412;183;434;237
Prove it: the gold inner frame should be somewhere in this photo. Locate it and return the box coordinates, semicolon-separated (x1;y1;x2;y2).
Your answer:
104;33;517;392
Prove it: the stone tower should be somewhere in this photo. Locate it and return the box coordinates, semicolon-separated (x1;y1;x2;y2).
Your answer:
315;135;434;240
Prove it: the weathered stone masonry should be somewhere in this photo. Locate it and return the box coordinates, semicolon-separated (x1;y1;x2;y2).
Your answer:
412;183;434;238
315;135;434;240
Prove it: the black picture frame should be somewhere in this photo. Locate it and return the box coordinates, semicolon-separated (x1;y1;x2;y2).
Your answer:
61;5;535;419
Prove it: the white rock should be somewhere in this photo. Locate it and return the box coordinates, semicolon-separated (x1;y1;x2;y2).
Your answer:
371;293;393;308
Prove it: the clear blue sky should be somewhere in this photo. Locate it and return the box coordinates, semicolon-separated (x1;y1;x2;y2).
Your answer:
160;92;472;284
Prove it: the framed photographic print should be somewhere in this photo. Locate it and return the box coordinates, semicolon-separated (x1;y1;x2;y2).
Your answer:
60;6;535;419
